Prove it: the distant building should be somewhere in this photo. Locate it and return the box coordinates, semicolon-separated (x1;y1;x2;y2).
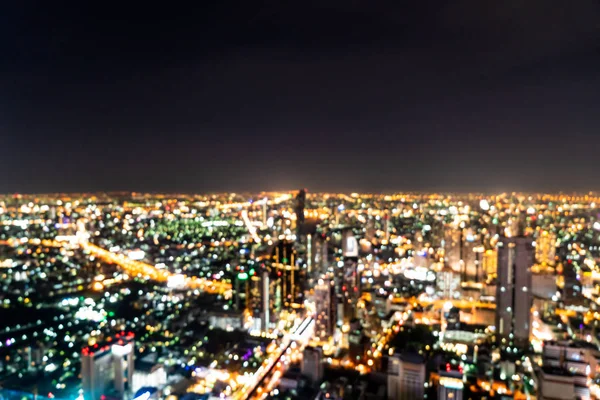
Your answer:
496;236;533;351
443;227;462;272
387;352;425;400
81;332;135;400
482;248;498;281
339;230;359;323
295;189;306;235
535;230;556;266
536;366;586;400
208;309;244;331
437;365;464;400
460;232;482;283
541;340;598;398
302;346;324;384
314;278;336;340
438;263;459;300
272;240;301;308
131;361;167;393
559;262;584;306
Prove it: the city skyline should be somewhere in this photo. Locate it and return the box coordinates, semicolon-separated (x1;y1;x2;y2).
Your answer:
1;190;600;399
2;2;600;399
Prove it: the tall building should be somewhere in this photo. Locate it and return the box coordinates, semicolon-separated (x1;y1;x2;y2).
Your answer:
340;230;359;323
482;248;498;281
438;263;459;300
295;189;307;235
387;352;425;400
314;278;336;340
261;270;271;331
81;332;135;400
437;364;464;400
496;236;533;351
443;227;462;272
272;241;301;307
248;269;273;332
460;232;482;283
302;346;324;384
536;230;556;266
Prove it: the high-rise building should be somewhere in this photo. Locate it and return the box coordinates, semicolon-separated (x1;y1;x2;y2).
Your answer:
496;236;533;351
438;263;459;300
482;248;498;281
248;269;273;332
437;364;464;400
261;270;270;331
339;230;359;323
315;278;336;340
443;227;462;272
536;230;556;266
272;241;301;307
315;235;329;276
460;232;482;283
302;346;324;384
295;189;306;235
387;352;425;400
81;332;135;400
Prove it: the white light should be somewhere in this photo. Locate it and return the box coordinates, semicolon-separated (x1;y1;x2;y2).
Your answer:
111;343;132;356
480;199;490;211
127;250;145;260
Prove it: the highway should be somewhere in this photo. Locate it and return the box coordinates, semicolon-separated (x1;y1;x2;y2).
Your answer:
80;241;232;295
237;317;314;400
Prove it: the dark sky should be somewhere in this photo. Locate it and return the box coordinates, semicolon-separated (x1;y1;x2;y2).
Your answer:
2;1;600;194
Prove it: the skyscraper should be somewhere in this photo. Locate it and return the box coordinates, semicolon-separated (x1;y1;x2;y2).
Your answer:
295;189;306;235
302;346;324;384
387;352;426;400
443;226;462;271
314;278;336;340
437;364;464;400
535;230;556;266
271;240;300;304
81;332;135;400
340;230;359;323
496;236;533;351
248;269;273;332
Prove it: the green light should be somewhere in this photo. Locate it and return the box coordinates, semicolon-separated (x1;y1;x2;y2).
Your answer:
249;268;255;276
282;257;288;263
238;272;248;280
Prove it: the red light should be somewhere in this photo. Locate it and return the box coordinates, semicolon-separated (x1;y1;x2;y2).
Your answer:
446;363;450;372
48;393;54;398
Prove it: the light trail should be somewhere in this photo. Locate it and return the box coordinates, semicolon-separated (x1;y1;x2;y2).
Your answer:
241;209;261;244
236;317;313;400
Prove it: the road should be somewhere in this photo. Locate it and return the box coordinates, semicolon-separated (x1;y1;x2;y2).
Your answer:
236;317;314;400
80;241;232;295
2;237;232;296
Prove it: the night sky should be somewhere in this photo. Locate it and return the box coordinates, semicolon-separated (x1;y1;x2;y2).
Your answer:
2;1;600;194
